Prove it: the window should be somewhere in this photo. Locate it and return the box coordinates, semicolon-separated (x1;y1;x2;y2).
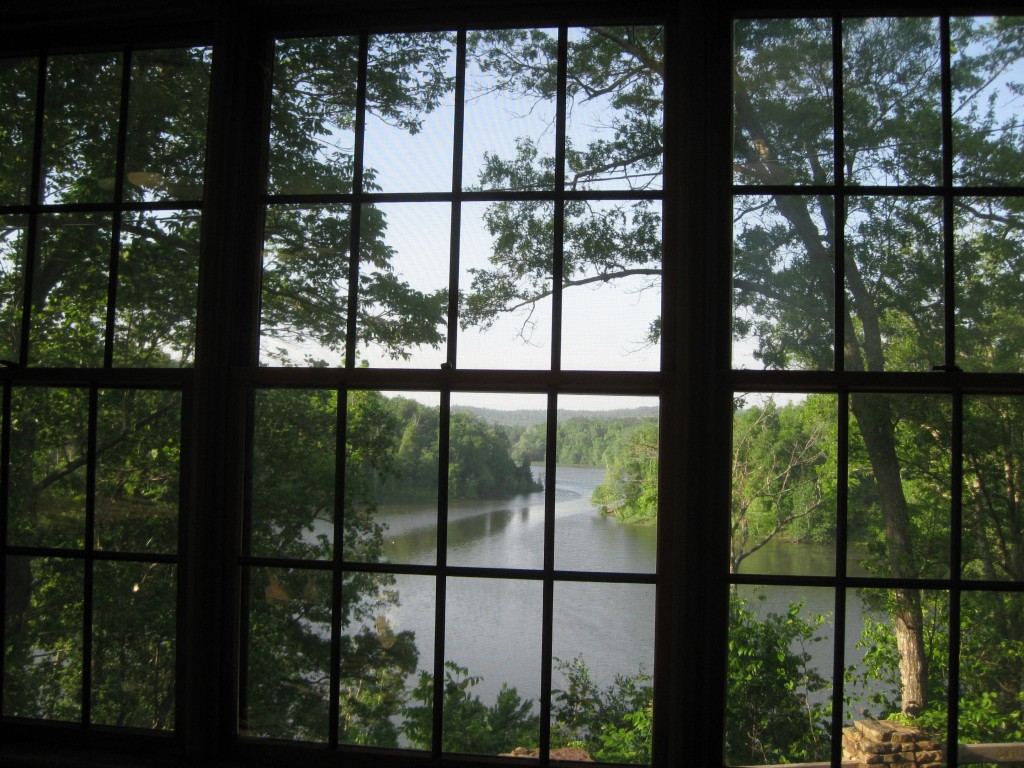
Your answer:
0;4;1022;768
0;44;209;735
729;13;1024;768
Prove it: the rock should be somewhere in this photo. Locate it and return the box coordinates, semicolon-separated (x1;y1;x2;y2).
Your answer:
500;747;593;761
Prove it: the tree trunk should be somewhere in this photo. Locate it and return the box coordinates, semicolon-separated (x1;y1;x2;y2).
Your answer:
851;393;928;715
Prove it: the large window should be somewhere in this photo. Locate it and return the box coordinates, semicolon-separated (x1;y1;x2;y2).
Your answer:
729;14;1024;768
0;4;1022;768
240;24;662;760
0;44;209;733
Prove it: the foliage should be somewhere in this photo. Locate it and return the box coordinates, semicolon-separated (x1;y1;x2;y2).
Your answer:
592;421;659;524
403;661;539;754
550;655;653;762
725;595;830;766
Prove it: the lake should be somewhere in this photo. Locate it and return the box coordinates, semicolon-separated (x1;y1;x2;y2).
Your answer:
368;465;888;714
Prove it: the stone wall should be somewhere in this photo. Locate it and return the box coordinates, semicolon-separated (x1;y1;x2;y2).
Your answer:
843;719;943;767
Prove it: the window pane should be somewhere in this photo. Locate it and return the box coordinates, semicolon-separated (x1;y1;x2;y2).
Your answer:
733;195;835;370
347;390;438;566
564;26;663;192
0;57;38;205
561;200;661;372
114;210;200;367
42;53;121;204
962;396;1024;581
447;393;545;570
463;28;557;192
439;577;541;755
3;556;83;721
731;394;838;577
91;560;176;729
363;32;456;193
124;47;210;202
241;566;331;742
458;199;553;370
260;205;351;366
29;213;111;368
552;582;654;764
725;586;833;766
849;394;950;580
956;197;1024;374
268;37;358;196
338;572;431;748
0;214;28;363
952;17;1024;187
843;18;942;186
845;197;943;372
95;389;181;554
554;396;658;574
843;588;948;752
8;387;89;550
733;18;834;186
958;591;1024;749
357;203;449;368
250;389;336;560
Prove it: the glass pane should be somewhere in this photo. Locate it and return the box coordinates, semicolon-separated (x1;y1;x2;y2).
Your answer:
251;389;336;560
8;387;89;549
952;17;1024;186
843;589;948;753
91;560;176;729
269;37;358;196
29;212;111;368
956;197;1024;373
458;200;553;370
241;566;331;741
463;28;557;192
0;214;28;363
845;197;943;372
731;394;838;577
552;582;655;764
3;556;83;721
554;396;658;573
725;586;833;766
124;47;210;202
447;393;546;570
42;53;121;204
562;200;661;371
962;396;1024;581
357;203;449;368
260;205;351;366
438;577;541;755
848;394;950;580
363;32;456;193
347;391;438;566
95;389;181;554
114;210;200;367
843;18;942;186
564;26;663;192
338;572;432;748
958;592;1024;750
733;195;835;371
733;18;834;186
0;58;38;205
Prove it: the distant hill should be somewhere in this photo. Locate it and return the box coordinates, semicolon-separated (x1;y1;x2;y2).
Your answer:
452;405;659;427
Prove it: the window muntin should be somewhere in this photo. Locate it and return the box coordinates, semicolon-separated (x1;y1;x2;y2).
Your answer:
242;23;663;761
731;14;1024;767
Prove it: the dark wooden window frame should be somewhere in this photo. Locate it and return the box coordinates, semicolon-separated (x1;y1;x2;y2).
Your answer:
1;2;1019;768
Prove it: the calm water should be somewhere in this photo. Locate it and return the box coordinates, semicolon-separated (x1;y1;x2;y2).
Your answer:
366;465;886;711
374;466;656;705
